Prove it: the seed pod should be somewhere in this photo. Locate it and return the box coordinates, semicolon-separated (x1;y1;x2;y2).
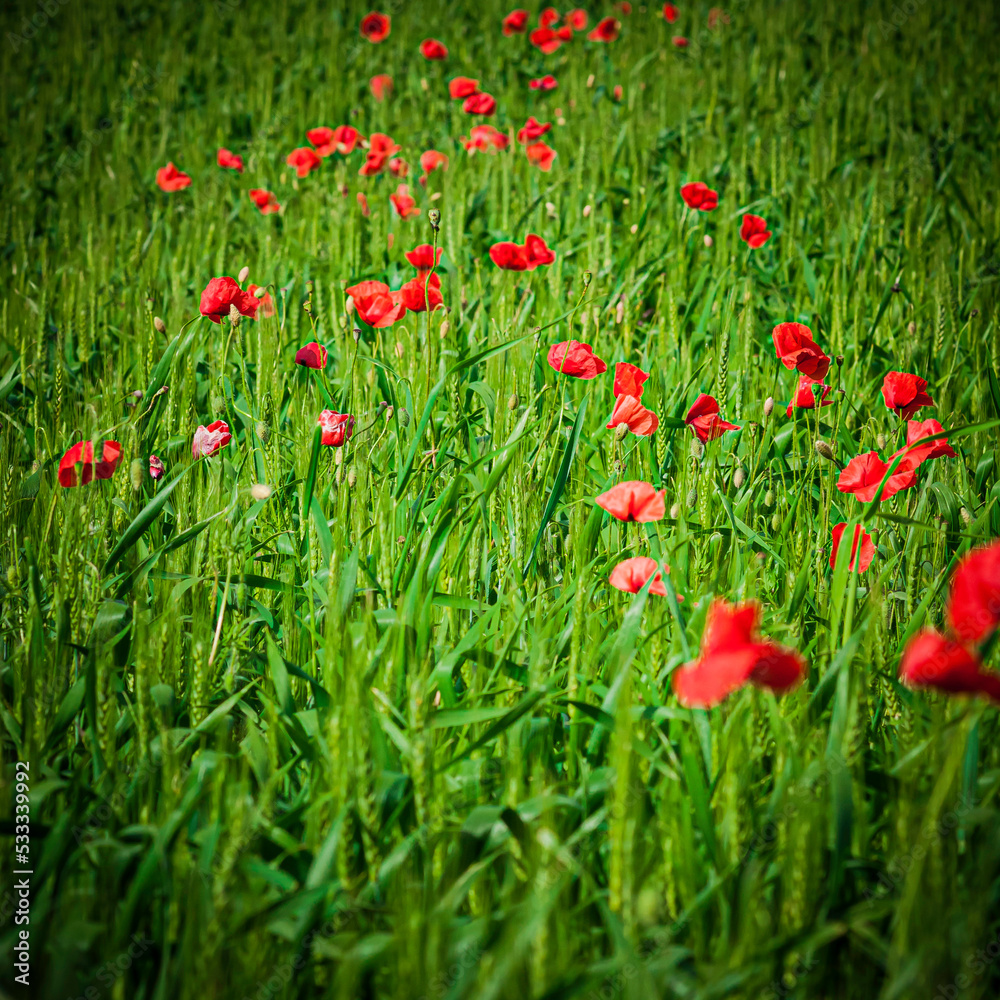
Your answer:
815;440;835;462
238;265;250;283
153;316;167;334
763;397;775;418
733;467;745;489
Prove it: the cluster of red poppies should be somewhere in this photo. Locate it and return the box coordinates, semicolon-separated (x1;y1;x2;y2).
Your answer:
680;180;773;250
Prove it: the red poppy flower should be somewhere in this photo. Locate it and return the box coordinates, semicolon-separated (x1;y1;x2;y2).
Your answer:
525;141;557;171
200;277;259;324
612;85;624;102
57;440;123;487
295;342;328;369
369;133;401;157
663;2;679;22
708;7;729;27
517;116;552;144
390;184;420;219
740;214;772;248
613;362;649;399
489;242;530;270
547;340;607;379
829;523;876;573
771;322;831;380
502;9;529;34
463;124;510;153
287;147;321;178
672;600;805;707
319;411;356;447
357;192;371;217
330;125;365;155
395;273;444;313
786;375;833;417
449;76;480;99
386;157;408;178
149;455;165;481
307;126;335;155
420;38;448;60
610;556;669;596
518;233;553;269
946;540;1000;644
892;419;956;465
156;162;191;192
596;481;666;522
370;74;393;101
529;75;559;91
565;8;588;29
836;451;915;503
672;35;689;47
882;371;934;420
249;188;280;215
539;7;560;27
192;420;232;459
419;150;449;178
463;92;497;115
360;11;390;42
529;26;564;53
405;244;443;274
680;182;718;211
588;16;621;41
899;630;1000;702
247;284;275;318
347;280;407;327
616;1;632;13
217;148;244;172
685;393;740;442
607;395;659;436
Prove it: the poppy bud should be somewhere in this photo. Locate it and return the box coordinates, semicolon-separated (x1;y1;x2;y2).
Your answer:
960;506;973;526
420;77;429;91
669;503;680;518
703;234;713;247
508;391;519;411
334;448;344;466
764;489;774;507
546;202;557;218
347;468;357;489
587;74;595;87
385;406;394;420
583;204;592;217
614;422;629;442
815;439;835;462
615;300;625;324
763;397;774;418
733;467;745;489
377;400;389;414
907;322;916;335
428;208;441;230
153;316;167;334
399;408;410;427
254;285;267;298
877;433;886;450
771;512;781;531
690;439;704;459
439;319;450;339
353;326;361;343
238;266;250;283
256;421;270;444
129;458;144;492
250;483;272;500
229;304;241;325
686;485;697;508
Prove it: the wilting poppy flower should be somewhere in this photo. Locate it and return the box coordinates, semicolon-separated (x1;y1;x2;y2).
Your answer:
347;280;406;328
526;141;557;171
502;9;529;34
217;148;244;172
608;395;659;436
295;342;328;369
529;75;559;91
463;124;509;153
149;455;165;481
680;182;718;211
319;410;355;447
449;76;480;99
489;242;530;271
685;393;740;442
58;440;123;487
588;16;621;41
892;419;956;466
830;523;876;573
547;340;607;379
287;147;321;178
370;74;393;101
357;192;371;217
663;2;679;21
672;35;689;47
899;630;1000;702
200;277;259;324
740;214;772;248
247;284;275;318
523;233;555;269
613;362;649;399
388;157;409;178
882;371;934;420
192;420;232;459
837;451;915;503
419;150;449;181
539;7;560;27
517;116;552;144
530;26;565;53
946;540;1000;644
610;556;669;596
463;92;497;115
249;188;280;215
156;162;191;192
786;375;833;417
597;481;666;522
565;8;588;29
360;11;390;42
771;322;830;380
405;244;443;274
420;38;448;59
390;184;420;219
396;273;444;312
672;600;805;707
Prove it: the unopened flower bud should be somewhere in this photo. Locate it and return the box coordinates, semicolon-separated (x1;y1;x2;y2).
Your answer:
763;397;774;418
815;439;835;462
347;468;357;489
250;483;272;501
703;234;713;247
508;391;519;411
439;319;450;339
238;266;250;283
877;433;886;450
385;405;394;421
669;503;680;518
960;506;973;526
614;422;629;442
690;439;704;459
764;489;774;507
907;322;916;335
353;326;361;343
253;285;267;299
129;458;144;492
428;208;441;230
399;408;410;428
615;300;625;324
586;74;595;87
334;448;344;466
733;467;745;489
256;421;270;444
771;512;781;531
229;304;241;325
686;485;698;508
546;201;557;219
153;316;167;334
149;455;165;481
583;204;592;218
